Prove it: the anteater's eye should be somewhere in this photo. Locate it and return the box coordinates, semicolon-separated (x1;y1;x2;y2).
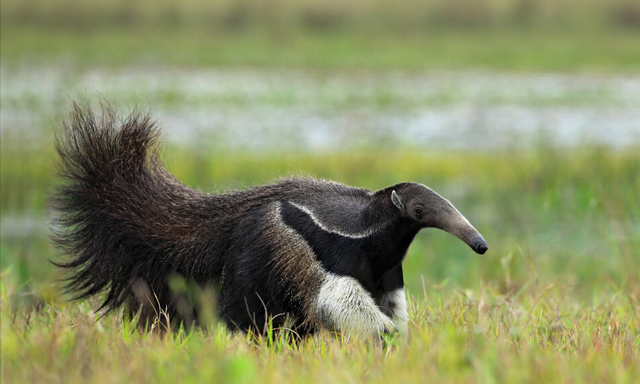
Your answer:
414;207;422;215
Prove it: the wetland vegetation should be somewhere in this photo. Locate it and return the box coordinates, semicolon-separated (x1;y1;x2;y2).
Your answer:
1;0;639;382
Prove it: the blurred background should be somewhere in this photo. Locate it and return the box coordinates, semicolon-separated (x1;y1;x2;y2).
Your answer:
1;0;639;308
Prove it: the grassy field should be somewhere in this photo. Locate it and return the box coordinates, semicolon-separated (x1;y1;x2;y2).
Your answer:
3;26;639;71
2;280;638;384
2;0;640;71
2;142;639;383
2;0;640;382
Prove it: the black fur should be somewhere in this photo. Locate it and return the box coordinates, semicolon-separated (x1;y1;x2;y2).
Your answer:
280;201;417;295
51;101;486;334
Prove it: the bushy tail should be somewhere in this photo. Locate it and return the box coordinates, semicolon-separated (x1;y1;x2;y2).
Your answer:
51;101;215;322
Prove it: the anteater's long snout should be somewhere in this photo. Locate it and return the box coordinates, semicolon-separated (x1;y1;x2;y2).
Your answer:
438;207;488;255
453;227;488;255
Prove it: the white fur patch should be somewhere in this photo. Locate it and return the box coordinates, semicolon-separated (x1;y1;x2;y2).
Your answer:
380;288;409;334
315;273;394;338
288;201;379;239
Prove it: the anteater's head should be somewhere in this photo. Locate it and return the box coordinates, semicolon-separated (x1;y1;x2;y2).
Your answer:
390;183;488;255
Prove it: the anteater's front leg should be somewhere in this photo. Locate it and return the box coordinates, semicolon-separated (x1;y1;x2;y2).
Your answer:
315;273;394;338
377;264;409;334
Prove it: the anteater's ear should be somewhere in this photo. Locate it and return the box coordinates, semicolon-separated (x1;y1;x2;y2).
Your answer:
391;190;405;211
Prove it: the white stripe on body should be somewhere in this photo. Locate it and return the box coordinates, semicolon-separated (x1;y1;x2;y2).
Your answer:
288;201;382;239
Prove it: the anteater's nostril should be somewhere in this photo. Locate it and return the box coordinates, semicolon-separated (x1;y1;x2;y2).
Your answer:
472;237;488;255
475;242;488;254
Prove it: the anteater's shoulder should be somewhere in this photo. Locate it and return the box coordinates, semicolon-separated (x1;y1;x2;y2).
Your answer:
276;177;371;197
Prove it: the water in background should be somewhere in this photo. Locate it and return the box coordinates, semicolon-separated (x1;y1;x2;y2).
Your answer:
2;65;639;151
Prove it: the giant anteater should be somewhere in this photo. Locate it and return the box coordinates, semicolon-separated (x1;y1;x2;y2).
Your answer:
51;101;488;337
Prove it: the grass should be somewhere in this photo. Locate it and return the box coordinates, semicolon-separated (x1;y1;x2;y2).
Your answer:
1;138;639;383
2;274;639;383
2;25;639;72
2;0;640;71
